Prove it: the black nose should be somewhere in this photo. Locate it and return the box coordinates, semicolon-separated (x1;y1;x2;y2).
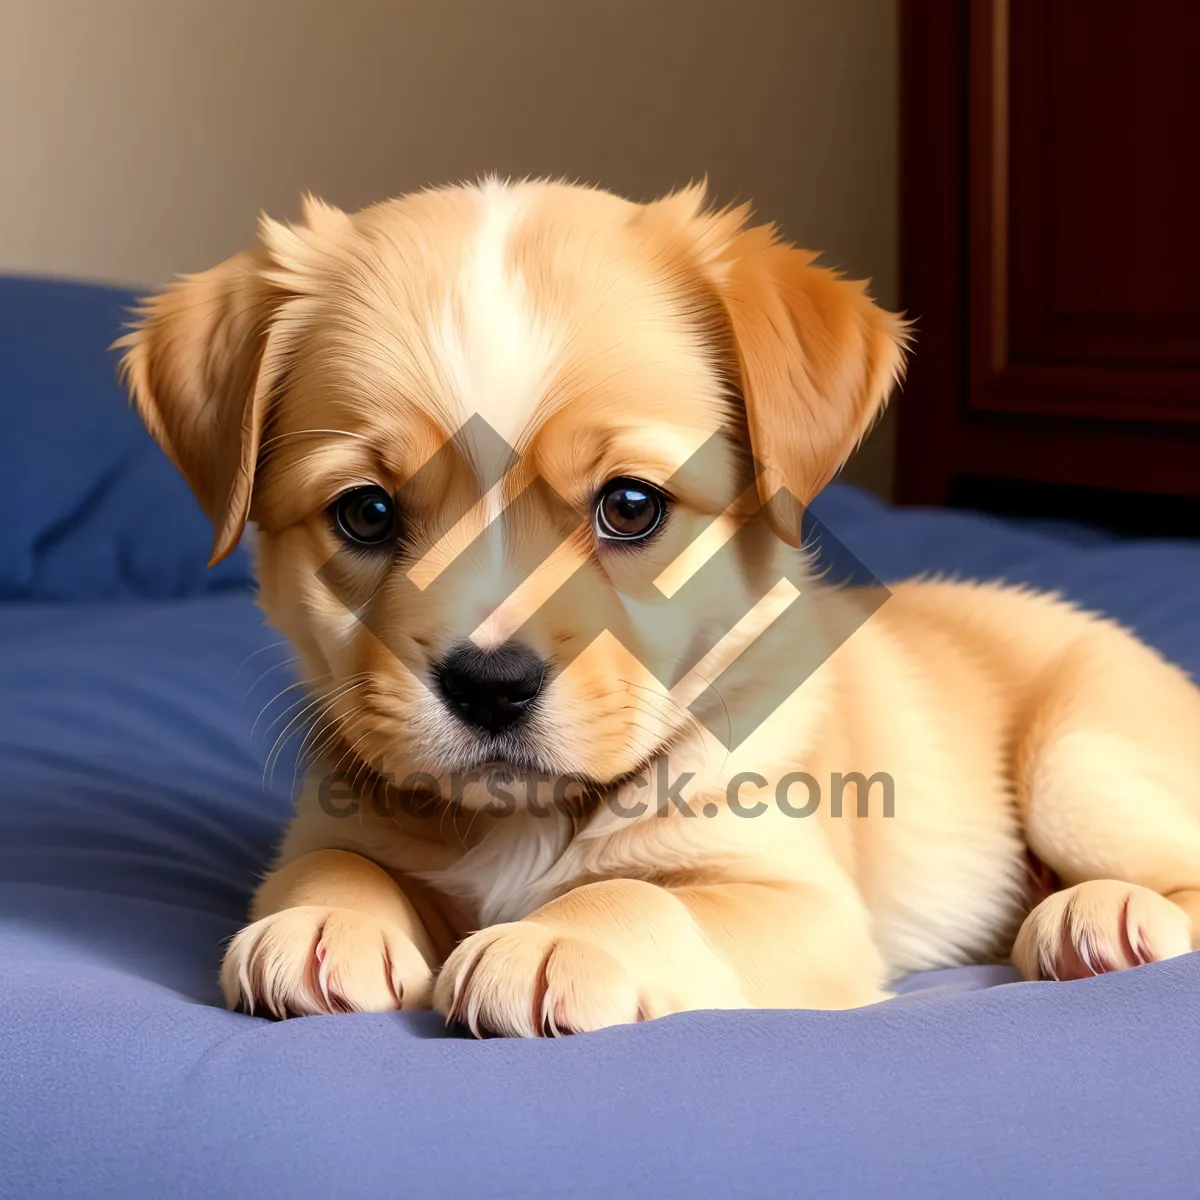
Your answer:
433;642;546;734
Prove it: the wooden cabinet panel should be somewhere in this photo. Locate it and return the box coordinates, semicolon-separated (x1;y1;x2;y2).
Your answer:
897;0;1200;507
971;0;1200;422
1007;2;1200;371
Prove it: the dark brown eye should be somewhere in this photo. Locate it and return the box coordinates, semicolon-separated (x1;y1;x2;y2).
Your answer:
595;478;666;542
330;486;398;547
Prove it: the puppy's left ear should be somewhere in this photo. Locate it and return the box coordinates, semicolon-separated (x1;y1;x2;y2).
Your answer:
708;221;909;545
116;196;350;564
116;251;281;565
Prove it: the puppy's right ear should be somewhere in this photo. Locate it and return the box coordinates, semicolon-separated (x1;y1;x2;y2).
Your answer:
116;250;283;565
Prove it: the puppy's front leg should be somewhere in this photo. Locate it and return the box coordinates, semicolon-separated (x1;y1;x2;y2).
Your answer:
435;877;888;1037
221;849;437;1017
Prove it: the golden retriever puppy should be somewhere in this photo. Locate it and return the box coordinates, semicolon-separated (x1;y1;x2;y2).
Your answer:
119;179;1200;1036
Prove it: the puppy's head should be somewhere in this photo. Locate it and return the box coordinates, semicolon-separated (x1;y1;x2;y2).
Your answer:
120;180;905;800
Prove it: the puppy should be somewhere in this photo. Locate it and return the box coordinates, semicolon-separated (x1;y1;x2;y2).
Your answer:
119;179;1200;1035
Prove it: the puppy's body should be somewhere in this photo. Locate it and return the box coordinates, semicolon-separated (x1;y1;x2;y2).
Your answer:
121;179;1200;1035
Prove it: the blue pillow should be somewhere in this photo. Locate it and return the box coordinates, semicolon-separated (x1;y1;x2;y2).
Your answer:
0;275;253;600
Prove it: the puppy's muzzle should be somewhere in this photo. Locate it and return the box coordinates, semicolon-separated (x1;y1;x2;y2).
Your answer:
433;642;546;735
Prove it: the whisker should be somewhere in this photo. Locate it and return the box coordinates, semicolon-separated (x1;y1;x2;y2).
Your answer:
620;677;705;734
616;675;720;782
298;715;376;815
251;675;332;741
291;713;341;794
237;640;291;675
292;687;374;794
263;676;369;790
337;726;380;821
301;675;376;770
299;712;344;769
243;666;303;713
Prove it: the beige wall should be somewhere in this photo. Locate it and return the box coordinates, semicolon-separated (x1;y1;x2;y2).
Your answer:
0;0;898;492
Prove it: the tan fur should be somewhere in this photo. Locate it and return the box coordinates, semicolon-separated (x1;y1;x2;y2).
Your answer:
121;179;1200;1035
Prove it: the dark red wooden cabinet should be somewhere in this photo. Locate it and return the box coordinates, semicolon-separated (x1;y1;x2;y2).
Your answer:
896;0;1200;510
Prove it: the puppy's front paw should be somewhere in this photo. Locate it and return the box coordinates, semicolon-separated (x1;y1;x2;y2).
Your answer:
221;905;433;1018
1013;880;1192;981
434;921;672;1038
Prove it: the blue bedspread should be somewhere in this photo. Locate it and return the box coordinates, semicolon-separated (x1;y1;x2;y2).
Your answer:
2;276;1199;1198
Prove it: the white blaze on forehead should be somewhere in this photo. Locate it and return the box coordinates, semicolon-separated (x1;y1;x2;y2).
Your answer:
432;180;562;453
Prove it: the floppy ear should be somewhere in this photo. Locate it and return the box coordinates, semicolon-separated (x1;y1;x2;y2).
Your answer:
116;250;281;564
116;196;350;564
710;221;909;546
